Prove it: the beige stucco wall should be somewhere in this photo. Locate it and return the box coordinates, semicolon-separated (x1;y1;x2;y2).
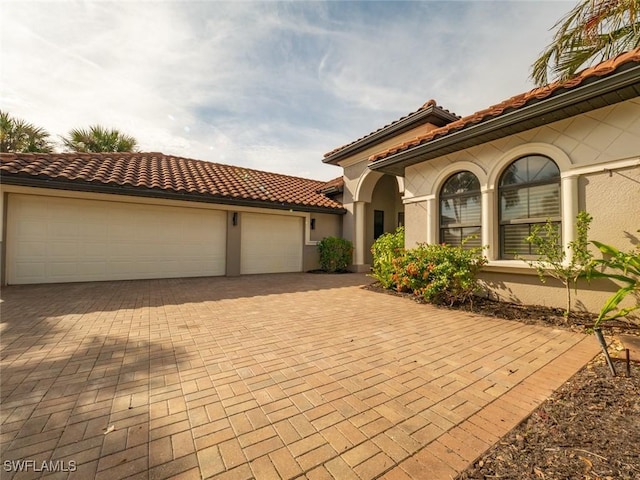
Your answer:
401;98;640;312
303;212;344;271
309;212;342;242
581;166;640;249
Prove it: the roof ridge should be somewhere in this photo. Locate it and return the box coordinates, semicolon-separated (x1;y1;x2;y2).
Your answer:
3;151;328;185
323;99;460;159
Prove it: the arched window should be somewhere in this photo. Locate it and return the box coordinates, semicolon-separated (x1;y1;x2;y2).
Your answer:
499;155;560;259
439;171;481;248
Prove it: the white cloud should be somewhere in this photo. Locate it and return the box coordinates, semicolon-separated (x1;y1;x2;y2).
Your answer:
1;1;574;181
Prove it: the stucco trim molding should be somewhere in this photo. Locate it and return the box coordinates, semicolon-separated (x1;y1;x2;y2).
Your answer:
562;157;640;178
354;169;403;203
487;143;573;190
403;194;434;205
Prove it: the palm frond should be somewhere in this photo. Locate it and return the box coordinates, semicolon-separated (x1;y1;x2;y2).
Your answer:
531;0;640;85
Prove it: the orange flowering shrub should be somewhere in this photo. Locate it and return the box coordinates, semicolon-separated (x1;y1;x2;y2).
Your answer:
392;242;486;306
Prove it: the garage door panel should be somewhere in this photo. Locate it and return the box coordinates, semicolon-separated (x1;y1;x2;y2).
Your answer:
17;241;47;258
14;262;45;280
241;213;302;274
7;194;227;284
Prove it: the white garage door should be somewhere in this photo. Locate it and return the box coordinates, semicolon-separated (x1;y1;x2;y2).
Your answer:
240;213;303;274
7;194;227;284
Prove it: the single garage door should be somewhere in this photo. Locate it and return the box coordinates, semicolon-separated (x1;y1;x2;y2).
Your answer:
6;194;227;284
240;213;302;274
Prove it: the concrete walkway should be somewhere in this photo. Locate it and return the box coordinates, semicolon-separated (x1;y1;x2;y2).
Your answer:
0;274;599;479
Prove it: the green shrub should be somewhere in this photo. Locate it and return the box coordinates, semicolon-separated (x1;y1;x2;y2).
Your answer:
370;227;405;288
317;236;353;273
393;241;487;306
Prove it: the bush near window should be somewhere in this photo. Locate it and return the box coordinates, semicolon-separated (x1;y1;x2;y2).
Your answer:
370;227;405;288
317;236;353;273
392;242;487;306
371;229;487;306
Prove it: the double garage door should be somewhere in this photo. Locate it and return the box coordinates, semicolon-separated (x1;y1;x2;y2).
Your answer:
6;194;303;284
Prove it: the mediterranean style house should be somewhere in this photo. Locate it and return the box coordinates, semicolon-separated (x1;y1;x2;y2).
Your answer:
323;48;640;312
1;48;638;313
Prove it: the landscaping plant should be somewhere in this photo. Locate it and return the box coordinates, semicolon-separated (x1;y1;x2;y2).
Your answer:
522;211;593;318
589;238;640;328
392;240;487;306
370;227;405;288
317;236;353;273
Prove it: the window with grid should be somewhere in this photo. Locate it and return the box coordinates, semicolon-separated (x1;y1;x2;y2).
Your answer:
439;171;481;248
499;155;560;259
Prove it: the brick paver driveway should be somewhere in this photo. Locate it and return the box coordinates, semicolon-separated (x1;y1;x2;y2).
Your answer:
1;273;599;479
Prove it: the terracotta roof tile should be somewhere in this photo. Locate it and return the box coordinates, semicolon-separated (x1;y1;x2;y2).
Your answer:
370;48;640;162
316;176;344;194
323;100;459;159
0;152;344;211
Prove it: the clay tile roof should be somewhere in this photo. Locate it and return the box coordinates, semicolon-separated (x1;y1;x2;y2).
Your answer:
370;48;640;163
323;100;459;159
0;152;344;211
316;176;344;195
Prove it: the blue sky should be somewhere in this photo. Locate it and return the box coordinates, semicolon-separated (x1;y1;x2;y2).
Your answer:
1;1;573;180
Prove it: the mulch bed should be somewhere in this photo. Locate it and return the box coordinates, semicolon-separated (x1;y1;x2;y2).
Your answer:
364;283;640;480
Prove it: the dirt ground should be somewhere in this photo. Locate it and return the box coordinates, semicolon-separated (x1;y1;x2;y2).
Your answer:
365;284;640;480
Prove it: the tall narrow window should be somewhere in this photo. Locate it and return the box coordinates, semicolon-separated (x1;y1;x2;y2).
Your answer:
439;171;481;248
499;155;560;259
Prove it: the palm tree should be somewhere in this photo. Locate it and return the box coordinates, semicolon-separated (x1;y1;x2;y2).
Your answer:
531;0;640;85
0;111;54;153
61;125;139;152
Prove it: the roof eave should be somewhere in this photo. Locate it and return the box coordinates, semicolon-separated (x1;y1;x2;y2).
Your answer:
1;176;347;215
369;63;640;176
322;104;459;165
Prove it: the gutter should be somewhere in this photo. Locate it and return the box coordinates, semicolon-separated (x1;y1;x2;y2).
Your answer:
0;176;347;215
369;63;640;174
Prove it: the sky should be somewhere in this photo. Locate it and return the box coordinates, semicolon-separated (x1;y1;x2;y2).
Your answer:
1;0;574;181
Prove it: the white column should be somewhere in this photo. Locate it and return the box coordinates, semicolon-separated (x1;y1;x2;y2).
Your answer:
562;175;579;262
426;196;437;244
354;201;366;266
482;188;495;260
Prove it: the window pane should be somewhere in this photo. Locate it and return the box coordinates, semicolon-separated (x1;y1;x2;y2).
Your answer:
461;227;481;248
528;155;560;182
442;228;461;246
441;171;480;196
499;155;559;187
528;184;560;218
440;193;481;226
500;188;528;221
501;222;561;259
440;226;481;248
502;224;531;258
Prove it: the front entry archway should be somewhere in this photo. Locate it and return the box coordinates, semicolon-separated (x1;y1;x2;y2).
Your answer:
353;170;404;269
